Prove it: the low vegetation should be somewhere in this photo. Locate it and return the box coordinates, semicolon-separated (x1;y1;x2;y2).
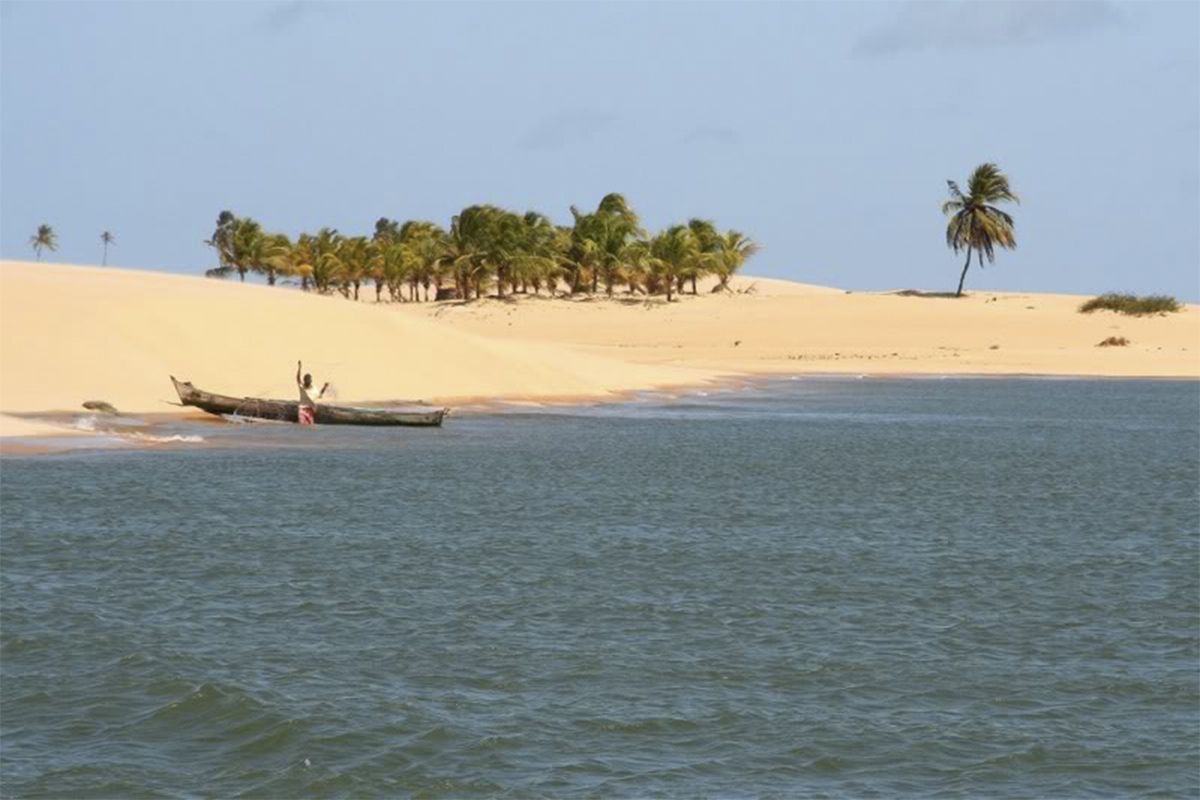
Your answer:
203;194;759;303
1079;293;1181;316
1097;336;1130;347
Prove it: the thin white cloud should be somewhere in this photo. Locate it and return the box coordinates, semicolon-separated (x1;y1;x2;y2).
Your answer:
258;1;330;34
517;111;619;152
678;127;743;146
855;0;1122;56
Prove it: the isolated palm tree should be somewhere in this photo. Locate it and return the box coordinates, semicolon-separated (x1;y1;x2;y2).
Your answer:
29;224;57;261
100;231;115;265
943;163;1019;297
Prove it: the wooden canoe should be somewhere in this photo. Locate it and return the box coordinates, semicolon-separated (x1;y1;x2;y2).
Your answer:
170;377;447;427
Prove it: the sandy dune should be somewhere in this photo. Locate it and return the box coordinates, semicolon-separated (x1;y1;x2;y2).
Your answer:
0;261;713;417
406;275;1199;380
1;261;1196;427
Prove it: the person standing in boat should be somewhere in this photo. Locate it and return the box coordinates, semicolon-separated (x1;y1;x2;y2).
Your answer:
296;360;328;425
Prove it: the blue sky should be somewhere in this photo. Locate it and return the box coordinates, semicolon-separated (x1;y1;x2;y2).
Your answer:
2;1;1197;298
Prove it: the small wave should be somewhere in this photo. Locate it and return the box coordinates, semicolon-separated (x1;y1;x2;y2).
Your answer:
127;432;204;444
574;716;702;735
73;416;98;431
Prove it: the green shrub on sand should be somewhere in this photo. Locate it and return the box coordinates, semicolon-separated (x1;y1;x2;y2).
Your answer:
1079;293;1181;316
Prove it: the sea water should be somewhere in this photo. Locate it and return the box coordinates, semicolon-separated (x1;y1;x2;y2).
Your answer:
1;378;1197;797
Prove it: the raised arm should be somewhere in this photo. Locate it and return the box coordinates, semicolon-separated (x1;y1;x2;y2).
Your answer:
296;360;303;387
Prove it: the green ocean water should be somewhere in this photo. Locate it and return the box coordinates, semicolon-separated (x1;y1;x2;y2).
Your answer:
2;378;1197;797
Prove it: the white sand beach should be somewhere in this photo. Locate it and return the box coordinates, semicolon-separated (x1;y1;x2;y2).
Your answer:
1;261;1196;433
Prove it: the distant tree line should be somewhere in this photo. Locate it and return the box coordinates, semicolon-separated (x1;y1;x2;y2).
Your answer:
26;225;115;264
203;194;760;302
26;164;1022;298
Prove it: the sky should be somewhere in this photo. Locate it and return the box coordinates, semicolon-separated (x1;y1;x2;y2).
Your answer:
2;0;1198;299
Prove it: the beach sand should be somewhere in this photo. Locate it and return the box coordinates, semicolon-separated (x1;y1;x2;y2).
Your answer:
1;260;1196;435
410;278;1199;380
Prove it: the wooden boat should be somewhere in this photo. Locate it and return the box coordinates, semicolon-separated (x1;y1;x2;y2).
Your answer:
170;377;447;427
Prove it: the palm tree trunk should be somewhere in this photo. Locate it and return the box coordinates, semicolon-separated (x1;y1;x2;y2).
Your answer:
691;275;698;295
955;248;973;297
102;243;108;266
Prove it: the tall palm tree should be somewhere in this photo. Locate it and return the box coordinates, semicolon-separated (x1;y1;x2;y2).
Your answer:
29;224;57;261
100;231;115;265
943;163;1019;296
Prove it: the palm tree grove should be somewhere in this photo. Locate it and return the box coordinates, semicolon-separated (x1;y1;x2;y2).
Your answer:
203;194;760;302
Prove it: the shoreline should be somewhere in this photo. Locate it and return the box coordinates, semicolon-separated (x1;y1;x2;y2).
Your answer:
4;371;1196;456
2;260;1197;445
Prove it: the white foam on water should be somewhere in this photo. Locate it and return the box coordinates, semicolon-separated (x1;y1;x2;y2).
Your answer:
127;432;205;444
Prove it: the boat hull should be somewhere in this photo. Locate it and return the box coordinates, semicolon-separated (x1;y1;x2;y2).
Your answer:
170;377;446;427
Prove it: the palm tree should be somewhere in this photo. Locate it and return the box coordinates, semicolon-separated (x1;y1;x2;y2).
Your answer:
261;233;294;286
712;230;759;292
400;221;447;301
229;217;264;282
647;225;700;302
334;236;372;300
571;193;644;296
292;234;317;290
685;219;721;295
943;163;1019;296
29;224;57;261
509;211;561;295
310;228;342;293
447;206;503;299
100;231;115;265
204;210;238;277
